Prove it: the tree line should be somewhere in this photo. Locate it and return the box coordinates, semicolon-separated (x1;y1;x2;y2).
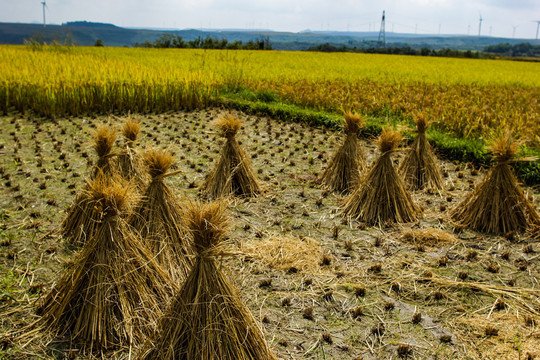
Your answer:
484;43;540;58
306;43;494;59
306;42;540;59
134;34;272;50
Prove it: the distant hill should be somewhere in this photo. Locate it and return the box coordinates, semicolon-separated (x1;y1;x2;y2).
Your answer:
0;22;163;47
0;21;538;51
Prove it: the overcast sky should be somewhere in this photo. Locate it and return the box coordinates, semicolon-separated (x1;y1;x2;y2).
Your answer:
1;0;539;39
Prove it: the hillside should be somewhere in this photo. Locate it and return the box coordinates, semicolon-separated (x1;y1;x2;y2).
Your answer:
1;21;538;50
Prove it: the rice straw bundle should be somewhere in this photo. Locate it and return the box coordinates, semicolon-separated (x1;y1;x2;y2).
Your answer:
320;111;366;193
117;117;147;191
60;126;119;245
202;113;261;199
91;125;117;179
60;171;112;245
129;148;193;281
399;113;443;190
137;201;277;360
38;179;175;351
451;132;540;235
342;128;421;225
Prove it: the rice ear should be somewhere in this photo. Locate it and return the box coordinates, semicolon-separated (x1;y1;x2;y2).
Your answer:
400;228;458;247
414;112;429;134
90;125;118;179
60;172;132;245
83;173;133;217
489;130;520;164
60;173;106;245
377;127;402;154
399;116;444;190
184;200;229;256
144;148;175;178
343;111;365;134
214;113;242;138
93;125;117;159
122;117;140;142
116;134;148;191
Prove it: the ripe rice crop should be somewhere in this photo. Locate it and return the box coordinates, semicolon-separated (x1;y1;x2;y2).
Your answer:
0;46;220;117
1;45;539;144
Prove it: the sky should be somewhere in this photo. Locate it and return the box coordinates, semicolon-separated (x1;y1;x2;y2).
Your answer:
1;0;539;39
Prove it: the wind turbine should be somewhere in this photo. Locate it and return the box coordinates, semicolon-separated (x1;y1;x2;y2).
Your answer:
535;20;540;40
512;25;518;39
41;0;47;28
478;12;483;37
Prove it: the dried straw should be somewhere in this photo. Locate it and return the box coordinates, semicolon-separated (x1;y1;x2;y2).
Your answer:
117;118;148;191
137;200;277;360
451;131;540;235
400;228;458;247
320;111;366;193
342;128;421;225
129;148;193;281
529;224;540;241
399;113;444;190
202;113;261;199
241;235;323;273
38;179;175;351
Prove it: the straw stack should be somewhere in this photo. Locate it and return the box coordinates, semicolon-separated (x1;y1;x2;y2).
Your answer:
451;132;540;235
137;201;277;360
320;111;366;193
117;117;147;191
60;126;119;244
129;148;193;281
342;128;421;225
202;113;261;199
38;179;175;351
399;113;443;190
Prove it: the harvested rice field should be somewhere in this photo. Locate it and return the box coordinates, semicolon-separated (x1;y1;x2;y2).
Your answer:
0;109;539;359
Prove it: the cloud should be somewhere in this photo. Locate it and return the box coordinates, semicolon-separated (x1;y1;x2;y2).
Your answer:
1;0;539;38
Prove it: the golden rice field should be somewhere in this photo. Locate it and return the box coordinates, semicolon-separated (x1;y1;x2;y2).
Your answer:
1;45;539;142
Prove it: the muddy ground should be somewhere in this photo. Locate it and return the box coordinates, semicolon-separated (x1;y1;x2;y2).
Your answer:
0;109;539;359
